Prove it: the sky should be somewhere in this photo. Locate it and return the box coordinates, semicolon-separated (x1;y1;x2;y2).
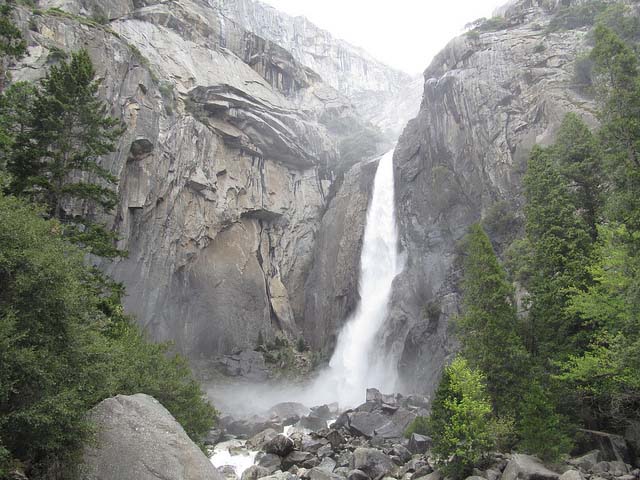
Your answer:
263;0;508;74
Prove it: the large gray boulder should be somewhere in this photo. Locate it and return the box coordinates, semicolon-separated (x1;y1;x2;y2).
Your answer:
351;448;395;479
501;454;559;480
79;394;222;480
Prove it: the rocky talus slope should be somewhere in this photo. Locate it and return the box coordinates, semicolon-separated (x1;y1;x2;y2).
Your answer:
388;0;604;395
206;389;639;480
11;0;415;366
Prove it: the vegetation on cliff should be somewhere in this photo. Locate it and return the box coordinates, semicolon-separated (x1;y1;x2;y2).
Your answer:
427;17;640;477
0;9;216;479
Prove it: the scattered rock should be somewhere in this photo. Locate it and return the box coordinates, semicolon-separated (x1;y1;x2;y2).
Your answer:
318;457;338;473
502;454;559;480
391;444;412;463
283;451;316;470
327;430;345;450
247;428;279;451
348;469;371;480
217;465;239;480
559;470;585;480
569;451;602;471
408;434;431;454
256;453;283;473
576;430;632;465
299;415;330;432
411;465;434;479
351;448;395;479
305;467;343;480
265;435;295;457
241;466;271;480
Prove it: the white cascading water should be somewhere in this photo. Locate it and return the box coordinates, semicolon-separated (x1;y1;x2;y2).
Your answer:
309;148;402;408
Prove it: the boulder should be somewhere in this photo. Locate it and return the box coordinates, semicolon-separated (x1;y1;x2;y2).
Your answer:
466;477;487;480
348;412;390;438
241;466;271;480
348;469;371;480
299;415;329;432
247;428;279;450
265;435;295;457
568;451;602;471
327;430;345;450
351;448;395;479
302;436;329;454
257;453;283;473
501;454;559;480
408;434;431;454
269;402;312;420
391;444;412;463
318;457;338;473
558;469;583;480
218;466;239;480
79;394;222;480
306;467;343;480
283;451;316;470
259;473;298;480
575;430;632;465
411;465;434;479
312;405;333;420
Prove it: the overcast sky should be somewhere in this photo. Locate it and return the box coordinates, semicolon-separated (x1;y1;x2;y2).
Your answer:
263;0;508;74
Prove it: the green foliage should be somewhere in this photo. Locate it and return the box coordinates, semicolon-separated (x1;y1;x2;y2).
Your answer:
521;145;594;361
296;337;309;353
553;113;603;240
0;194;216;479
474;16;509;33
573;53;595;92
428;358;493;480
457;224;529;416
558;224;640;429
593;4;640;44
547;0;608;32
404;416;429;438
5;49;126;257
0;2;27;91
517;381;572;462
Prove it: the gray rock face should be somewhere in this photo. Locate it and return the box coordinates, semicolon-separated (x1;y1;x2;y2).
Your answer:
390;0;601;397
79;394;222;480
211;0;421;139
303;158;379;350
12;0;404;367
501;454;559;480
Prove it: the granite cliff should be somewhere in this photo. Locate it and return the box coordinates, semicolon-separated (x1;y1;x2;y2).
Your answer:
10;0;415;366
389;0;608;396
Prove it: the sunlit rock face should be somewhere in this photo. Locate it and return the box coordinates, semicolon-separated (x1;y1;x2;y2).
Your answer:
390;0;604;396
16;0;415;363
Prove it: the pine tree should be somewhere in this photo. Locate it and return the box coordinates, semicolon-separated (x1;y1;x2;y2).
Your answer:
7;49;125;257
457;223;529;416
554;113;603;241
522;146;594;361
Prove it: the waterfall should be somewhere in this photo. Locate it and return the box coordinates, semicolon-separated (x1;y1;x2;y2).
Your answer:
310;148;402;408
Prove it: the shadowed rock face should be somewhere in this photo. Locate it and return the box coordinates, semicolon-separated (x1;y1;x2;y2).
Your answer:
14;0;411;364
388;0;603;396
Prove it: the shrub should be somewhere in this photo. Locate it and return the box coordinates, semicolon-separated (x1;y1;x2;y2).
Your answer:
547;0;608;32
428;358;493;480
0;194;216;478
404;416;429;438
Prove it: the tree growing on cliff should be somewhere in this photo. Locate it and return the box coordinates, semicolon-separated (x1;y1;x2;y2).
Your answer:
457;224;529;416
6;49;125;257
0;1;26;92
521;146;594;362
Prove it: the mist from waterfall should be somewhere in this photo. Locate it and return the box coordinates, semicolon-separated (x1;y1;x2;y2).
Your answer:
208;149;403;414
307;148;403;407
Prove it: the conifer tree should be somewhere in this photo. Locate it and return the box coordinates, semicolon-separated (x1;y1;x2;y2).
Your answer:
7;49;125;257
457;224;529;416
522;146;593;361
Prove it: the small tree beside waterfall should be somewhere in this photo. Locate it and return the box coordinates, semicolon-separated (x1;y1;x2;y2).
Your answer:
428;357;493;480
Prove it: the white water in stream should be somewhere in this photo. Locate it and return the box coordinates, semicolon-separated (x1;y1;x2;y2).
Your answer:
309;149;403;407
